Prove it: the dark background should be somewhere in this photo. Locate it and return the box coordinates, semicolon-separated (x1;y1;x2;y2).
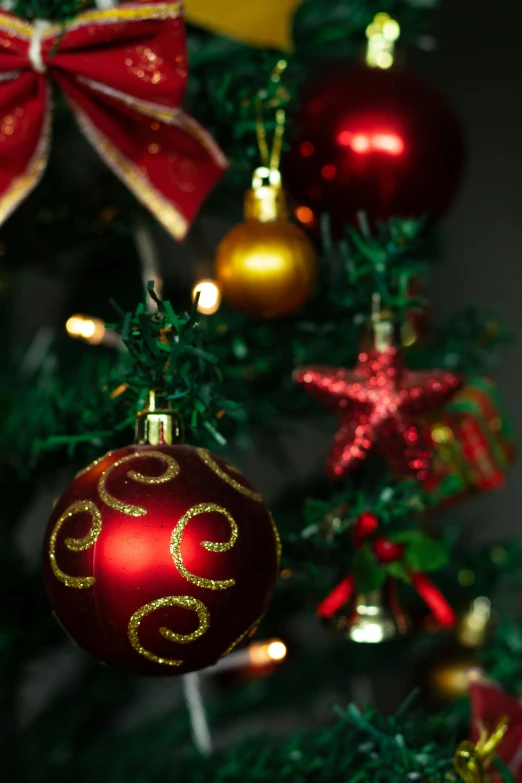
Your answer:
421;0;522;538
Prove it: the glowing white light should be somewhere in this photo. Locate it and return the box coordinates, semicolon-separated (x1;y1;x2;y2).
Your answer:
267;641;287;661
66;315;105;344
192;279;221;315
351;622;385;644
249;638;287;666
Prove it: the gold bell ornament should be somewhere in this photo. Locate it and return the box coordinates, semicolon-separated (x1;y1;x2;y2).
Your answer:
331;583;409;644
215;106;317;319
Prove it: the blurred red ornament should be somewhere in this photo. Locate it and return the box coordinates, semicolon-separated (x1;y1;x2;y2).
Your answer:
294;345;461;481
468;680;522;782
284;65;465;230
43;444;280;675
373;538;405;564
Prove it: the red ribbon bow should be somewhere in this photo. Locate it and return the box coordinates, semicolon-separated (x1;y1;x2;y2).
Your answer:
0;0;227;239
317;512;455;627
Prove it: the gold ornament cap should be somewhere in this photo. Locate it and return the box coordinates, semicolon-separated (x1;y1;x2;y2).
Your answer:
371;293;396;351
456;597;492;649
135;390;184;446
244;167;288;223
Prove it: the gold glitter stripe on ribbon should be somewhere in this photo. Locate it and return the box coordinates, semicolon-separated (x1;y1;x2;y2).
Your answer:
0;2;183;42
49;500;102;589
196;449;263;503
98;450;179;517
174;107;228;168
0;85;51;225
220;613;264;658
128;595;210;667
270;513;282;567
0;13;34;39
171;503;238;590
71;103;189;239
63;1;183;31
0;71;23;83
75;77;228;169
76;76;177;123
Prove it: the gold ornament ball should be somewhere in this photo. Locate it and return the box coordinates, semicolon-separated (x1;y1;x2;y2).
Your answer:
423;597;491;702
215;219;316;319
428;650;483;701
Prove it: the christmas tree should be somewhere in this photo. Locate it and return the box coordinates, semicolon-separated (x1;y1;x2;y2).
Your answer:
1;0;521;781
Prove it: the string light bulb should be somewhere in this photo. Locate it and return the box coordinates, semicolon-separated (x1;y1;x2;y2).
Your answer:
203;638;288;675
365;12;400;69
66;314;105;344
266;640;287;661
65;314;123;349
249;639;287;666
192;279;221;315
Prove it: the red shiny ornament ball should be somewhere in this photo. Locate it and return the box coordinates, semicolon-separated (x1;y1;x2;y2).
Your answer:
43;444;280;676
284;65;465;230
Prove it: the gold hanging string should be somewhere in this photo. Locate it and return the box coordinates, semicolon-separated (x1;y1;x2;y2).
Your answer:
255;96;270;169
270;108;286;171
255;58;288;174
255;102;286;173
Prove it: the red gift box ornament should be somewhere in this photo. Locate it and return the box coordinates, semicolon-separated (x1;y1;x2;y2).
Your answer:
0;0;227;238
425;378;516;505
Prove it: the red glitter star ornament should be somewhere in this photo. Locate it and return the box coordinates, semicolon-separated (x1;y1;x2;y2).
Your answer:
294;344;461;481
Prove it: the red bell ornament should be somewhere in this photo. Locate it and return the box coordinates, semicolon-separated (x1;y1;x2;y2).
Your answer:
42;394;280;675
284;65;465;230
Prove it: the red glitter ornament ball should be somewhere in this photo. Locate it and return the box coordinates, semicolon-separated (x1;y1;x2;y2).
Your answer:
284;65;465;230
43;444;280;675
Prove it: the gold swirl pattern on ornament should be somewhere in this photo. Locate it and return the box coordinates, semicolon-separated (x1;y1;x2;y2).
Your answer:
98;450;179;517
171;503;238;590
75;452;112;479
128;595;210;667
270;513;282;568
49;500;102;589
220;613;265;658
196;449;263;502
